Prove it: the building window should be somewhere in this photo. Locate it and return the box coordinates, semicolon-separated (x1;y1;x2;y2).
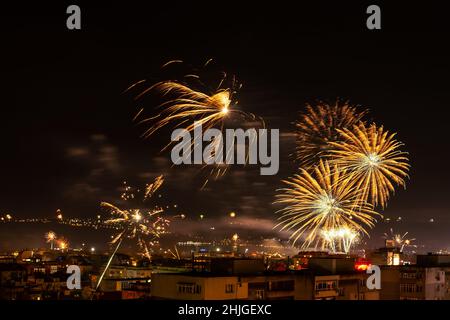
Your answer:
402;272;417;279
400;283;417;293
338;287;345;296
255;289;265;300
34;267;46;273
225;284;234;293
268;280;294;291
315;281;337;291
177;283;201;294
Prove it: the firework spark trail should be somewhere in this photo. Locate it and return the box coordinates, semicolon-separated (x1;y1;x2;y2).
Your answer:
275;160;380;249
329;122;410;208
295;100;367;168
168;245;181;260
144;175;164;200
95;237;123;292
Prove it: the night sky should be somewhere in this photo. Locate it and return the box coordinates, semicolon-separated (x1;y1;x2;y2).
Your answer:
1;2;450;251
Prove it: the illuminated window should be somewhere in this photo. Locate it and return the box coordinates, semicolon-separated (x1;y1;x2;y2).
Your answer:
225;284;234;293
315;281;337;291
392;254;400;266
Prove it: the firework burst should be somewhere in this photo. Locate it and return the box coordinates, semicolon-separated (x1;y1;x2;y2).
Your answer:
136;81;236;137
321;227;359;254
102;175;170;260
95;176;169;292
383;228;416;252
56;237;69;251
275;160;380;248
130;60;263;140
295;100;367;168
128;60;264;185
101;203;166;247
329;122;410;208
45;231;57;250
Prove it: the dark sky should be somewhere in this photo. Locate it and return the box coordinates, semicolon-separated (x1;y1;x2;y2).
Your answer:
1;2;450;251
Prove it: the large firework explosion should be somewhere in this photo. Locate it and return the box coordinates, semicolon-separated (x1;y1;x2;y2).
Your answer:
295;100;367;168
280;101;410;250
329;122;410;208
275;160;380;249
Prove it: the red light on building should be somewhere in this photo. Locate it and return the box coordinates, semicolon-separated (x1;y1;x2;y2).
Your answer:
354;259;371;271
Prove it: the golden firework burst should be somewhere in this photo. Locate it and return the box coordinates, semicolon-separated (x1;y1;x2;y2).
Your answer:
329;122;410;208
136;81;238;138
275;160;380;248
45;231;57;250
56;237;69;250
127;61;265;186
383;228;416;252
96;176;169;292
295;100;367;168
